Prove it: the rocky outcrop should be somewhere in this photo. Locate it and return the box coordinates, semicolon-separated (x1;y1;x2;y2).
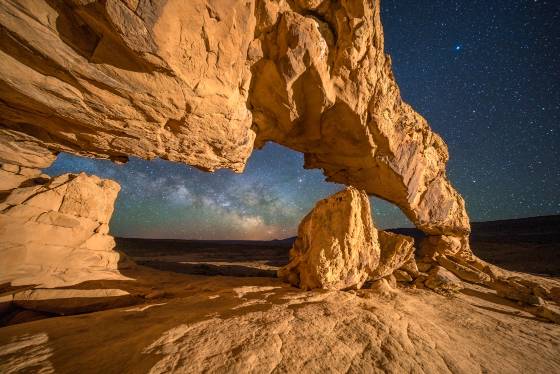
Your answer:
279;187;427;290
0;172;129;287
0;162;48;191
278;187;379;290
0;0;471;256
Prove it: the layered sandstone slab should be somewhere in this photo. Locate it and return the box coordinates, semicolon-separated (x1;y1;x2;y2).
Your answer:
0;0;256;172
0;172;129;287
278;187;379;290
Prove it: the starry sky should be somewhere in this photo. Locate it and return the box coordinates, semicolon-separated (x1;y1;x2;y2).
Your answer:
45;0;560;240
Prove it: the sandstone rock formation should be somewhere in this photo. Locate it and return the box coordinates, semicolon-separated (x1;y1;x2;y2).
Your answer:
0;0;256;172
0;172;129;287
370;230;415;280
0;288;138;316
250;0;470;240
424;266;463;293
278;187;379;290
0;0;470;258
1;0;550;313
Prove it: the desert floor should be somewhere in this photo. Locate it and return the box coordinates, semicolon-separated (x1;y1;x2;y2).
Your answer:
1;216;559;373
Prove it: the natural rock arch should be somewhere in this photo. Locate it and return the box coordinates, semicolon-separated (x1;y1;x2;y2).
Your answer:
0;0;469;255
2;1;559;317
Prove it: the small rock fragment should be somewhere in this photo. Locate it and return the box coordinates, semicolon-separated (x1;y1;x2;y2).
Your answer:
436;256;491;284
425;266;463;292
370;231;415;280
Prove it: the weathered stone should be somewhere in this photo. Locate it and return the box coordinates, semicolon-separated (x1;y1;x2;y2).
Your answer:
250;0;470;240
425;266;463;292
417;262;433;273
0;169;30;191
278;187;379;290
492;279;544;306
0;172;129;287
370;231;415;280
419;235;470;258
18;167;41;177
365;278;396;298
532;304;560;324
10;289;138;315
399;258;420;278
436;255;491;285
0;0;256;172
1;163;19;173
394;270;413;283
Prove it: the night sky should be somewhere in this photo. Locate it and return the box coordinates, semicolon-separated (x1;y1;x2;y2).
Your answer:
46;0;560;240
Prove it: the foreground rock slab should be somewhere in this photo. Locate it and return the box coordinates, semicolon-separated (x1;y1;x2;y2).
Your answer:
278;187;379;290
1;266;559;373
0;288;139;316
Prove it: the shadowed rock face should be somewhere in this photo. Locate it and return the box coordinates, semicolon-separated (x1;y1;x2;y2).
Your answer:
0;0;256;172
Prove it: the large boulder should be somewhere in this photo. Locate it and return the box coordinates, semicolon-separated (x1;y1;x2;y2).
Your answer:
0;172;129;287
278;187;379;290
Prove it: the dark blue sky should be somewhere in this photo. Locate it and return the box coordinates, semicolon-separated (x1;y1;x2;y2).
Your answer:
46;0;560;240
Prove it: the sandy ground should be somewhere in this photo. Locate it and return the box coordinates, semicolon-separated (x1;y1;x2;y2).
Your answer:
0;262;559;374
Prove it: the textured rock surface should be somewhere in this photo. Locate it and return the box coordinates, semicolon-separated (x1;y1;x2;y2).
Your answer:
278;187;379;290
436;255;491;285
0;0;470;250
1;268;560;373
0;172;129;287
424;266;463;292
0;0;256;172
370;230;415;280
250;0;470;237
0;161;50;191
0;288;138;316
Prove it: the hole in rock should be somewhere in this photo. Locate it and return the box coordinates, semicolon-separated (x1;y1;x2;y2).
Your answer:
44;144;414;278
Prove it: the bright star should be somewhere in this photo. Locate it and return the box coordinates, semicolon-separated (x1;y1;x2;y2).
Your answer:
455;45;461;51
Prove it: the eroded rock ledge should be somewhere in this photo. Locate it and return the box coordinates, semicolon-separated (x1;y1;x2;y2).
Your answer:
279;187;560;323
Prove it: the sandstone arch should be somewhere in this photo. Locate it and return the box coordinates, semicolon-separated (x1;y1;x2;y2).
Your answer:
0;0;476;287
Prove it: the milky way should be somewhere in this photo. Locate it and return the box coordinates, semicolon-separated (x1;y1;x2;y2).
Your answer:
45;0;560;240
